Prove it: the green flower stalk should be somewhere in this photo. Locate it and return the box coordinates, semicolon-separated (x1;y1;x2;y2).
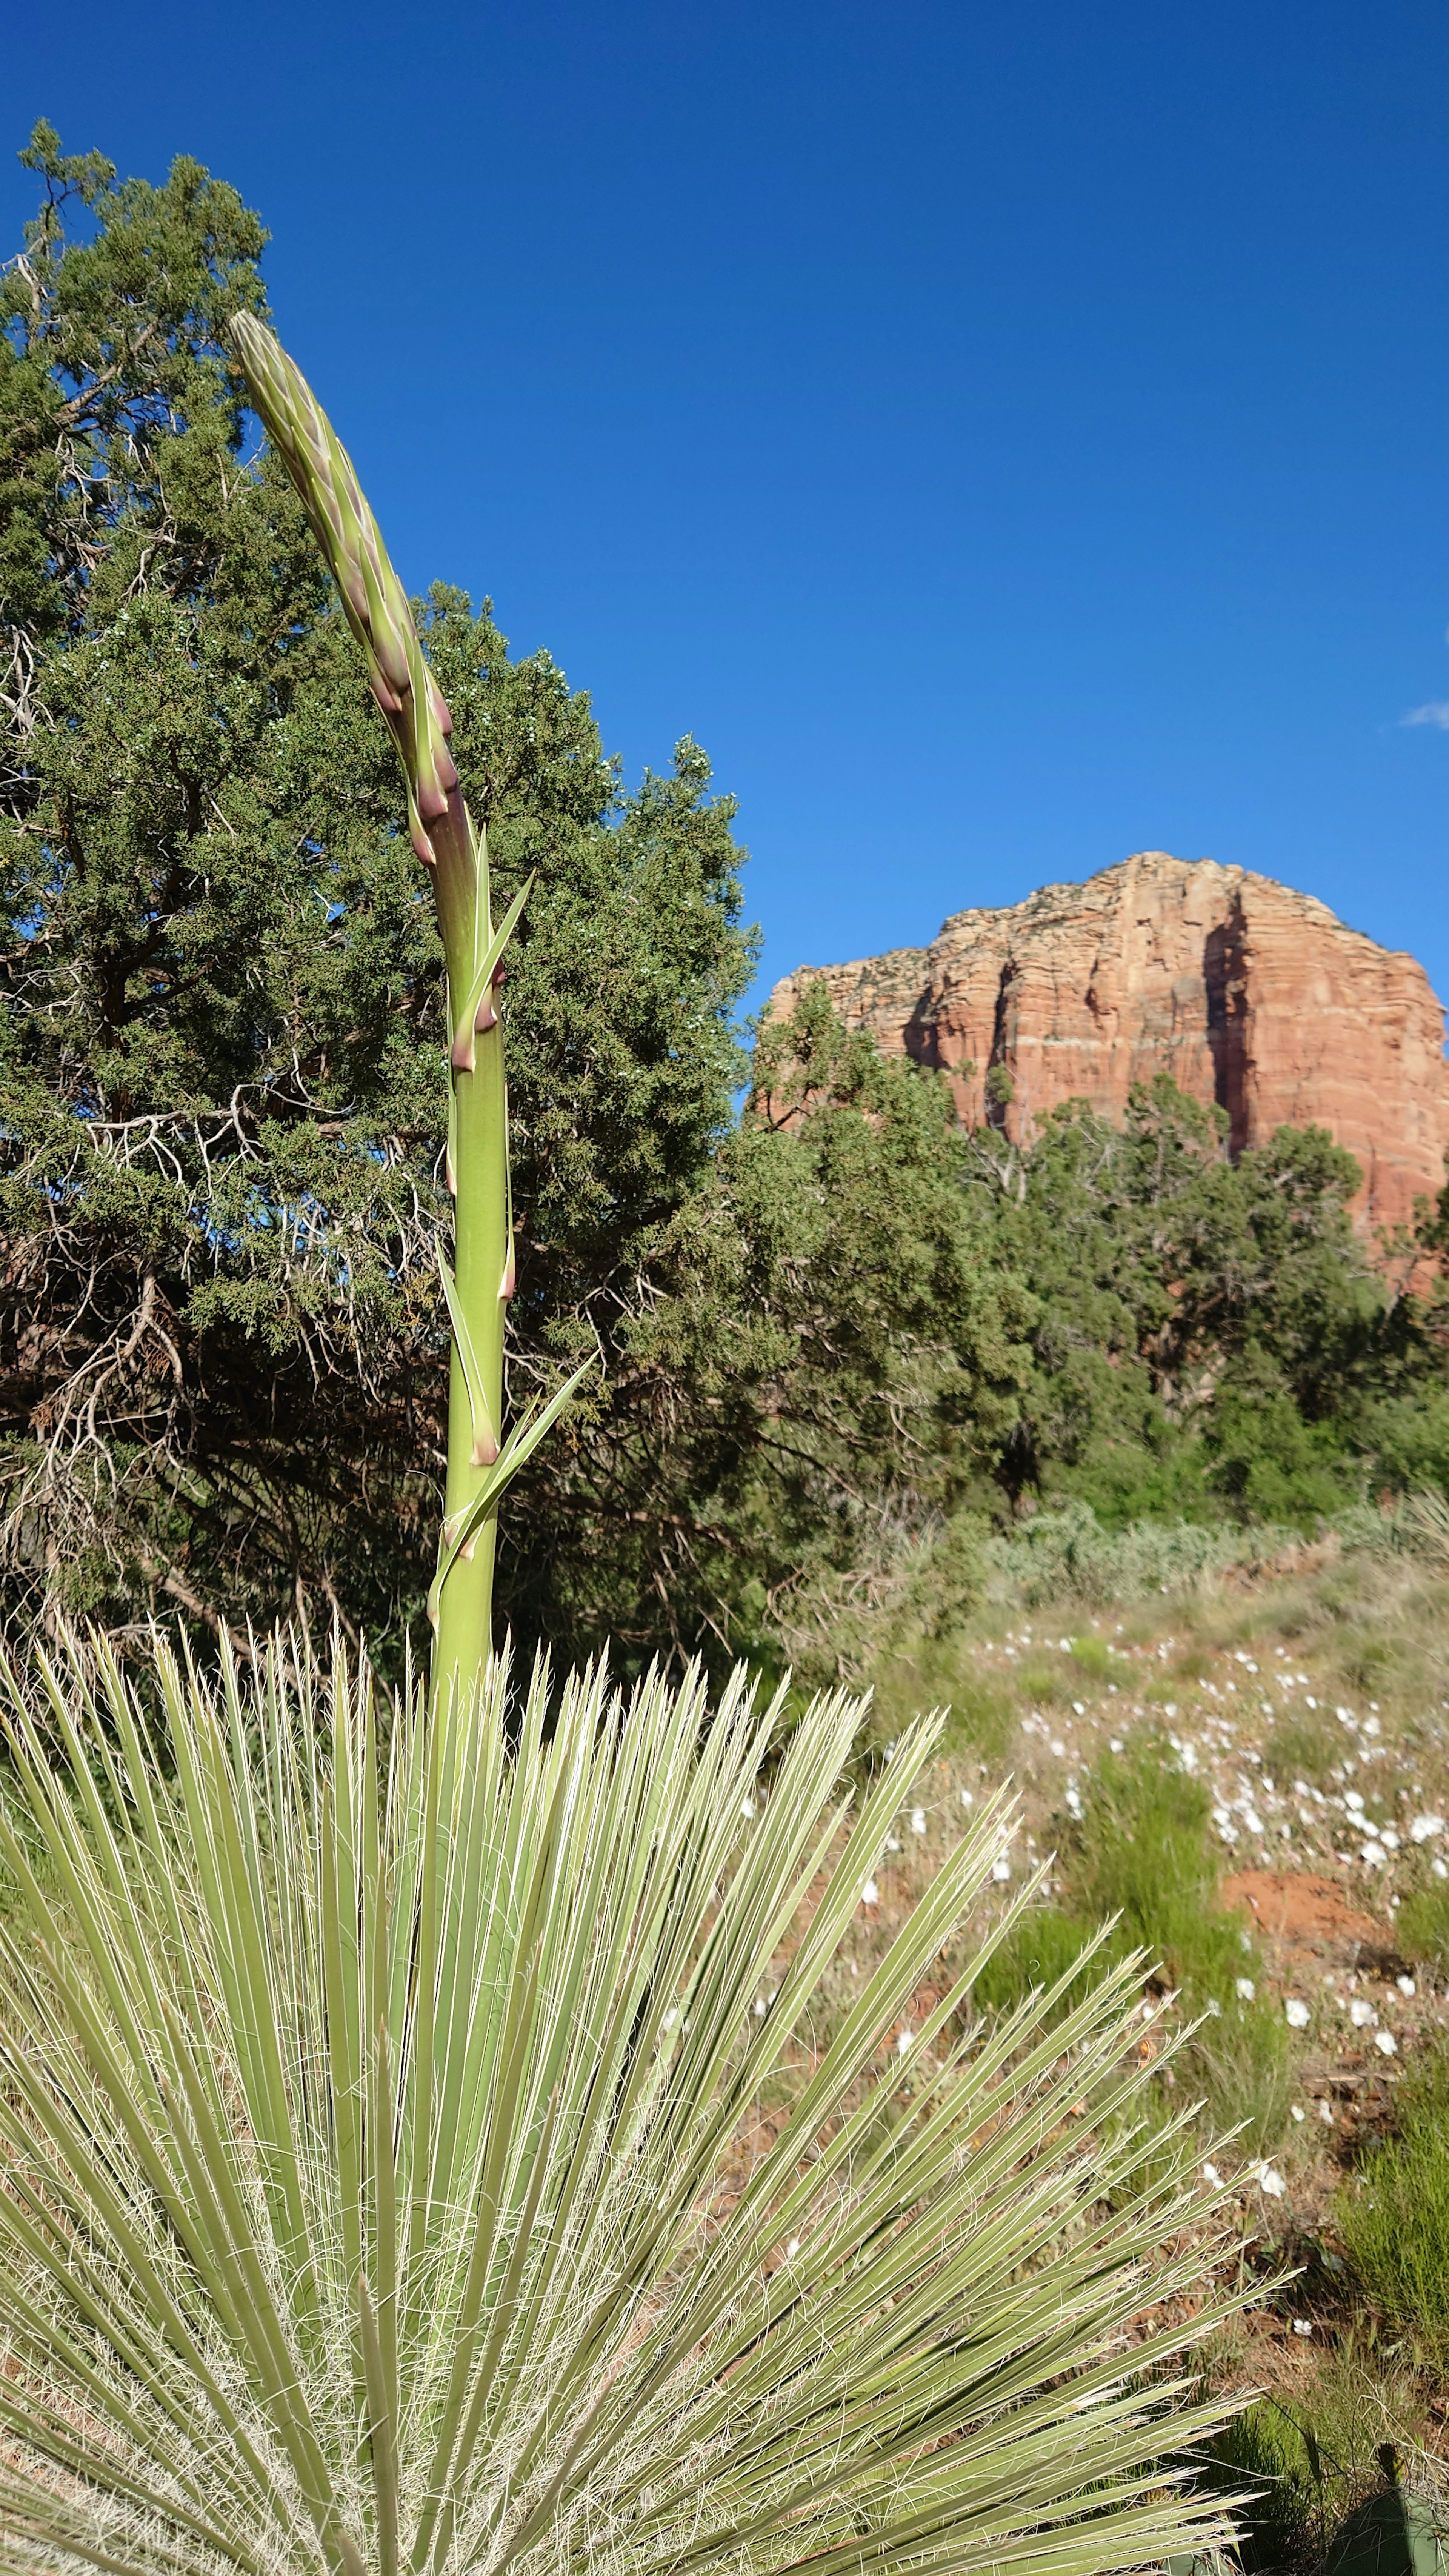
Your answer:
228;318;586;1703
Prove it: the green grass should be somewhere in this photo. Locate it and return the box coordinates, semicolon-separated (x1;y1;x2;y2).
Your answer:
973;1904;1135;2019
1066;1743;1294;2149
1269;1715;1344;1786
1338;2046;1449;2351
864;1646;1016;1761
1397;1880;1449;1975
1192;2400;1326;2576
972;1741;1296;2150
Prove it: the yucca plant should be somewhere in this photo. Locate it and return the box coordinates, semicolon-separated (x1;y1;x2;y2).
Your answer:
0;1623;1244;2575
222;313;589;1706
0;325;1251;2574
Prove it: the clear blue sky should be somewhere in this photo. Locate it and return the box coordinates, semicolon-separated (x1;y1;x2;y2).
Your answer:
7;1;1449;1021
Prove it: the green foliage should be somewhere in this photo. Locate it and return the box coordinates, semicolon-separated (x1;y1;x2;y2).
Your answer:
1339;2046;1449;2348
579;985;1038;1667
0;1625;1245;2575
0;127;752;1668
739;1023;1449;1680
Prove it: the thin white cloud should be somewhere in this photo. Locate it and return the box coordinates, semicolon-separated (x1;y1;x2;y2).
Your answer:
1401;701;1449;728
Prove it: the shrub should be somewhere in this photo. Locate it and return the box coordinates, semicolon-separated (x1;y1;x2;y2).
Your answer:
979;1503;1271;1610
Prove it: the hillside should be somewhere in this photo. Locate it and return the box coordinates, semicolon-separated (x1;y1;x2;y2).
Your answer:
797;1506;1449;2528
769;852;1449;1237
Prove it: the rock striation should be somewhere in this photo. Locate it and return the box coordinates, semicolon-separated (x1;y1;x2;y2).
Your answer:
769;852;1449;1237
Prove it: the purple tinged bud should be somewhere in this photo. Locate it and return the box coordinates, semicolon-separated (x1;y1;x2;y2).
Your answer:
473;964;505;1036
371;626;414;700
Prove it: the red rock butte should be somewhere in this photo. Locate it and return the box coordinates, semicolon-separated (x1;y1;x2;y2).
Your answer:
768;852;1449;1238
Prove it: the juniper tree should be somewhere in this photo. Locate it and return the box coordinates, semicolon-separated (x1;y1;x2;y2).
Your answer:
0;123;752;1666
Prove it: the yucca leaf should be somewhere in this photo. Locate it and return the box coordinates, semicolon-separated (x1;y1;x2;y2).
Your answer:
427;1359;595;1627
0;1624;1259;2576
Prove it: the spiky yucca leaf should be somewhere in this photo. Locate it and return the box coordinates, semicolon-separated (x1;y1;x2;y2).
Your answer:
0;1631;1243;2576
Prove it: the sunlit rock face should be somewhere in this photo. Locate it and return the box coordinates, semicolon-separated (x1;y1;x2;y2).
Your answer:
769;851;1449;1239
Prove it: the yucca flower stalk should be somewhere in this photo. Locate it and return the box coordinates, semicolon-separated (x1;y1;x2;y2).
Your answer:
227;314;586;1705
0;1623;1246;2576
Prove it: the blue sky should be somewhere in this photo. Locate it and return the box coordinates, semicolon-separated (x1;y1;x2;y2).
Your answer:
6;1;1449;1020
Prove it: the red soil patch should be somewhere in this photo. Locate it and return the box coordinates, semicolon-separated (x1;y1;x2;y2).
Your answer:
1221;1868;1384;1951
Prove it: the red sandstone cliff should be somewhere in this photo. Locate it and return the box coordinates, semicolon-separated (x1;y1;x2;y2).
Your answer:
768;853;1449;1237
